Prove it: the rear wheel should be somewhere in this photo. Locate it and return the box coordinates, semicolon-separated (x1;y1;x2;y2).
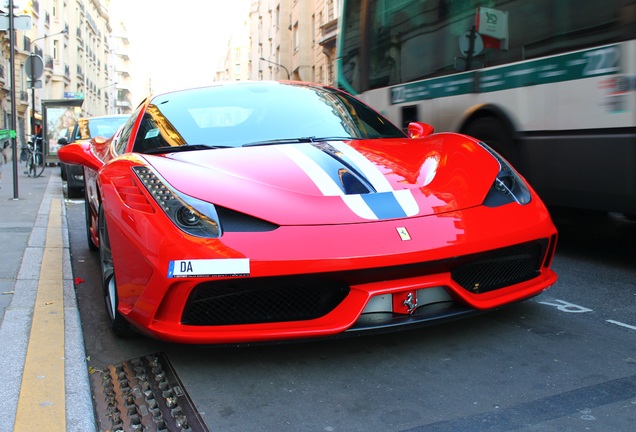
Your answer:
67;184;84;198
98;205;135;337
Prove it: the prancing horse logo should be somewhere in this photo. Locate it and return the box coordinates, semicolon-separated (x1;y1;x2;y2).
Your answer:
404;292;418;314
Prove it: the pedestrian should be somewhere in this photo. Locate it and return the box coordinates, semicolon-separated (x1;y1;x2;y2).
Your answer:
0;137;11;187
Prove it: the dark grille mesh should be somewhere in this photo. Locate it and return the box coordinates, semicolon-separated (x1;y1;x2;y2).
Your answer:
451;243;543;293
182;276;349;325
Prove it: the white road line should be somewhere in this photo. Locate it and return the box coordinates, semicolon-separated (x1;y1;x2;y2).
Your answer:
606;320;636;331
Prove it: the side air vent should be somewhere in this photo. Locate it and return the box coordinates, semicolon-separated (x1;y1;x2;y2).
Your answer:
217;206;279;232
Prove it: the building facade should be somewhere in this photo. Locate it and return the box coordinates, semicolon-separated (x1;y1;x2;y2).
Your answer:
0;0;132;151
243;0;339;85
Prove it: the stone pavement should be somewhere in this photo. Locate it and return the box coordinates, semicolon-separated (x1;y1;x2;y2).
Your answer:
0;155;95;431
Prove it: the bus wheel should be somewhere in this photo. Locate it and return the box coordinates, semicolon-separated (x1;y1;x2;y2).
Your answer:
462;117;517;167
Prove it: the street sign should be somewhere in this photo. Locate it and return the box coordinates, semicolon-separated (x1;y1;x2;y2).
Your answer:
0;129;16;140
24;54;44;80
0;14;32;31
459;30;484;57
64;92;85;99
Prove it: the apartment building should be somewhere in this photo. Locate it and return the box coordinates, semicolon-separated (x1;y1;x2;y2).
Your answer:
0;0;131;149
226;0;339;85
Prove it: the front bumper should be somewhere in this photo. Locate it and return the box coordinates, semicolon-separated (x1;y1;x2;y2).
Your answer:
105;197;558;344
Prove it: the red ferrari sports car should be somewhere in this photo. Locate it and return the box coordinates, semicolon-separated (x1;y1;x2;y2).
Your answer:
59;81;557;344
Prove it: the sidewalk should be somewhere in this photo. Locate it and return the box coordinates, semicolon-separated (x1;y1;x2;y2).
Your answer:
0;161;95;431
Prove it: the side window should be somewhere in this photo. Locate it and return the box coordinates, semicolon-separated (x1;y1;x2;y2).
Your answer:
114;105;143;155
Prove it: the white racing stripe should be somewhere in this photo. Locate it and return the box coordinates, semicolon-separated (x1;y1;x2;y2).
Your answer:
331;142;419;216
280;143;420;220
280;145;378;219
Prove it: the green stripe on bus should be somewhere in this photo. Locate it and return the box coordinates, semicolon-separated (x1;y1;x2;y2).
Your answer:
391;45;620;104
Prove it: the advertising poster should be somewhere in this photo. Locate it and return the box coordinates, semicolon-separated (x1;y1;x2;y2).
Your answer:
42;99;84;164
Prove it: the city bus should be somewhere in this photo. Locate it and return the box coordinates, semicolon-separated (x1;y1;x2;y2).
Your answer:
336;0;636;216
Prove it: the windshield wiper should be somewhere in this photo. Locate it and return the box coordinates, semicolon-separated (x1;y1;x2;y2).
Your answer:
311;136;359;142
242;136;358;147
243;137;316;147
143;144;231;155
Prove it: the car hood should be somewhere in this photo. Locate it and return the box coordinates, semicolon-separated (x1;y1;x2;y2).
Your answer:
143;134;500;225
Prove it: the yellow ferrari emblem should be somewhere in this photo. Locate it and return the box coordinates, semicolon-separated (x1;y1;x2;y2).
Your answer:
397;227;411;241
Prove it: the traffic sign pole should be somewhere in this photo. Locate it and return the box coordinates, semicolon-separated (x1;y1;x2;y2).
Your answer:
8;0;19;199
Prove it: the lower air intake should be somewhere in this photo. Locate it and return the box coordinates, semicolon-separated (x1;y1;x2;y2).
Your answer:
182;276;349;325
451;242;544;293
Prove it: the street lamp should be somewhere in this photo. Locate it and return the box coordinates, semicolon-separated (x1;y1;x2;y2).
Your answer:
259;57;290;80
28;29;67;135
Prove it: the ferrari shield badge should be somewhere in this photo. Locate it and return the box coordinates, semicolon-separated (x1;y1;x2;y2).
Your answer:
396;226;411;241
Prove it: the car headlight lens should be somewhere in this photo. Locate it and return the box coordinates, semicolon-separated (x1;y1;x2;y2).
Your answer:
132;166;222;238
479;142;532;207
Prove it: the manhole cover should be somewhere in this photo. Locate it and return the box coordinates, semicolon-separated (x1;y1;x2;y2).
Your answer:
90;352;209;432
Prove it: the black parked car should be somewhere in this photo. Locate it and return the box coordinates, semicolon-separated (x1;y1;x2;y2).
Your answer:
58;114;129;197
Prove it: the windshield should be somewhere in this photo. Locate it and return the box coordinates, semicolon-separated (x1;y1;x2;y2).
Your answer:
77;116;129;140
133;82;406;153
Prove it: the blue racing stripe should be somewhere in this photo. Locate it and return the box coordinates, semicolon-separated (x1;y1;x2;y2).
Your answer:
361;191;407;219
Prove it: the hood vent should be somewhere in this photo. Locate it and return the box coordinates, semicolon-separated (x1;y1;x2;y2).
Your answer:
314;143;375;195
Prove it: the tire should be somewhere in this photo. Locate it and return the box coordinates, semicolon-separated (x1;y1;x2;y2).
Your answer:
26;159;33;177
98;205;135;337
85;189;98;251
26;153;35;177
32;151;45;177
462;117;518;168
67;184;84;199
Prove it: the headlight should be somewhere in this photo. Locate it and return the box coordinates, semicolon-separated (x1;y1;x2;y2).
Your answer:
479;142;532;207
132;166;222;237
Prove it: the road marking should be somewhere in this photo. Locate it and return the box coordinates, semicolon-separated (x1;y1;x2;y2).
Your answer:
14;199;66;431
606;320;636;331
538;299;593;313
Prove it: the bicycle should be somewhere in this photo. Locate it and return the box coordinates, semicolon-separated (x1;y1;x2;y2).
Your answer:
25;137;45;178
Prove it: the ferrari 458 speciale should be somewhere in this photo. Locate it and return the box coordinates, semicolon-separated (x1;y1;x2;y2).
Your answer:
58;81;557;344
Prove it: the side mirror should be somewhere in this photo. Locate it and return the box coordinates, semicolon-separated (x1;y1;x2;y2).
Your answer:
57;136;69;145
58;142;104;172
407;122;435;139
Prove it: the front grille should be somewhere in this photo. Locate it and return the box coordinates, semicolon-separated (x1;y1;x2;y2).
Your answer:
181;239;550;326
451;242;544;293
182;276;349;325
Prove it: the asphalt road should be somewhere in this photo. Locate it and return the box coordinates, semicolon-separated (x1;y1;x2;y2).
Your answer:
65;196;636;432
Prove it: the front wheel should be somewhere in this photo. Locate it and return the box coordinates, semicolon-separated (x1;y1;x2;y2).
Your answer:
98;205;135;337
462;117;518;168
85;188;98;251
28;151;45;177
